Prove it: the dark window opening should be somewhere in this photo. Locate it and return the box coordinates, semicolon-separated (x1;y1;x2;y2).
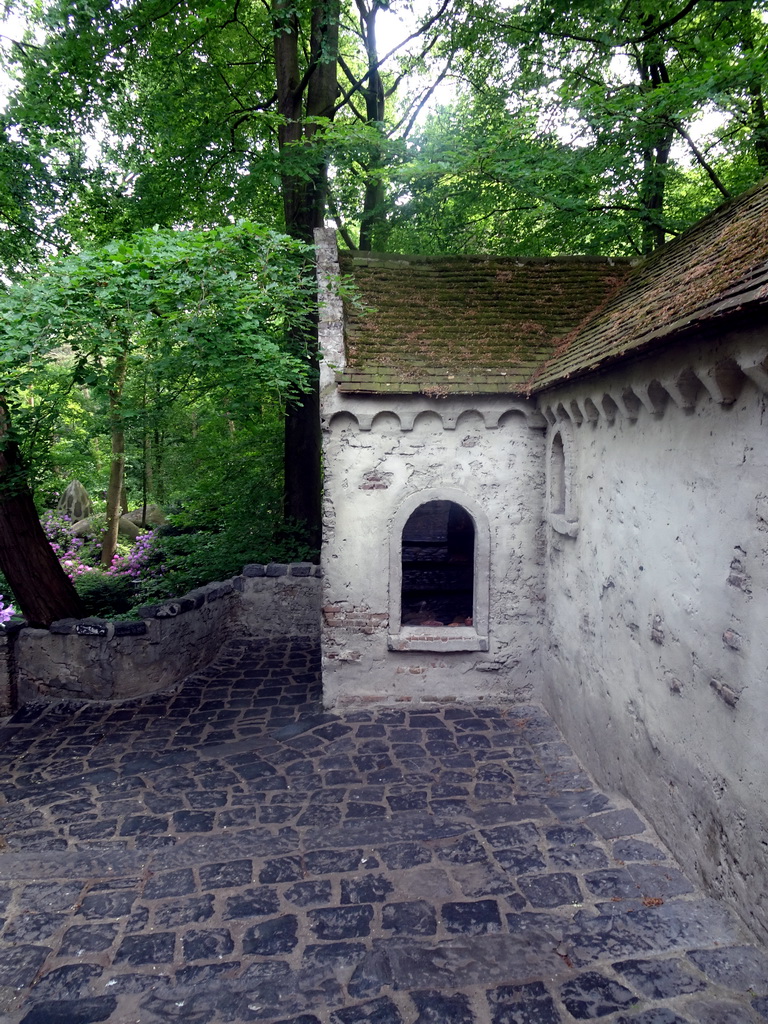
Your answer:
401;500;474;627
551;432;565;515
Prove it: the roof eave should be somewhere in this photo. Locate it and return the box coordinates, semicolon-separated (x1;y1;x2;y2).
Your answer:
530;293;768;396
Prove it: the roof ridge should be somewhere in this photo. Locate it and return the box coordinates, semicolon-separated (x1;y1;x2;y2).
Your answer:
341;250;637;267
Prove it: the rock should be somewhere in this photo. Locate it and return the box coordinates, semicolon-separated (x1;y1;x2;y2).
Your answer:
70;518;94;538
156;602;181;618
75;621;115;639
57;480;93;522
118;517;141;540
121;505;168;528
70;516;141;541
48;619;79;635
113;621;148;636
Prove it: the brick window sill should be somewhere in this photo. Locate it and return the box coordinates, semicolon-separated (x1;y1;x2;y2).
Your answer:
388;627;490;652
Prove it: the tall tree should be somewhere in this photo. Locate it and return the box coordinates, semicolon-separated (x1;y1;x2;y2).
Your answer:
0;222;315;623
390;0;768;256
3;0;471;544
272;0;339;544
0;406;87;627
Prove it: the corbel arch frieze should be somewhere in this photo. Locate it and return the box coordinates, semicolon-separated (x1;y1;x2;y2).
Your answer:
540;346;768;427
322;396;546;433
737;353;768;393
633;379;669;416
697;358;748;405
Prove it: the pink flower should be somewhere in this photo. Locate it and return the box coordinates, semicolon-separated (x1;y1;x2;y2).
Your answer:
0;596;15;624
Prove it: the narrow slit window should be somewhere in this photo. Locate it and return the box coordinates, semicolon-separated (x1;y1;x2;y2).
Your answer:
401;500;474;627
550;431;566;515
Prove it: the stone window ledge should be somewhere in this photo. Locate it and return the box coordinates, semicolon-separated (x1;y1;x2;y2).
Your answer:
547;512;579;538
388;627;489;652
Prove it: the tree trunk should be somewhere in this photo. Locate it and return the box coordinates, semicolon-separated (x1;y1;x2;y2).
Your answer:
639;140;671;253
273;0;339;552
637;37;673;253
284;352;321;544
358;0;388;252
0;405;86;627
101;351;128;567
273;0;305;236
142;426;151;526
740;8;768;174
749;85;768;173
152;427;163;503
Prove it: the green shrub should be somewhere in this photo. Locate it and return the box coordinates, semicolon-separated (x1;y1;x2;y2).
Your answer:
73;571;136;618
130;518;315;608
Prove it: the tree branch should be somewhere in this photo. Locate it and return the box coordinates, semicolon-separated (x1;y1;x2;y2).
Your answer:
337;0;453;111
668;119;731;198
326;187;358;250
384;30;445;99
335;56;368;121
394;67;451;138
626;0;702;44
0;34;41;55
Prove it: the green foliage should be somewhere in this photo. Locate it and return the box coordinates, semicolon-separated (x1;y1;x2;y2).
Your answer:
387;89;742;257
140;522;314;606
12;361;109;505
3;0;768;261
0;116;87;275
0;222;316;493
130;400;316;603
399;0;768;255
2;0;476;251
0;221;320;614
0;221;315;399
73;570;136;617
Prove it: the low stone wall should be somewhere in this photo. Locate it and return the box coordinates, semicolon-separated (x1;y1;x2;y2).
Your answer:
0;564;321;708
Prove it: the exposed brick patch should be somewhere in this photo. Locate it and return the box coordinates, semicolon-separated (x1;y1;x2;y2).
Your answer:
323;606;389;633
360;471;393;490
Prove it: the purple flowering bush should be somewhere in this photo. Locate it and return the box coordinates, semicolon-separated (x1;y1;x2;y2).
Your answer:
41;509;97;579
0;595;16;624
41;509;165;617
106;531;156;581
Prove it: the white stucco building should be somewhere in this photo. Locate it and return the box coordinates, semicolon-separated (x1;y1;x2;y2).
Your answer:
316;180;768;941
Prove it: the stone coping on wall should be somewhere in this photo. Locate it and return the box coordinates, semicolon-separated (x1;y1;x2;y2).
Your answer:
0;564;321;710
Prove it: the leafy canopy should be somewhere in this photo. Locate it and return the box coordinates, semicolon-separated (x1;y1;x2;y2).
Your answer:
0;221;316;473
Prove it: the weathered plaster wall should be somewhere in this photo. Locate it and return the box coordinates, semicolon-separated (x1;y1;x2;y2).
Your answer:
8;565;320;704
539;332;768;941
321;398;547;705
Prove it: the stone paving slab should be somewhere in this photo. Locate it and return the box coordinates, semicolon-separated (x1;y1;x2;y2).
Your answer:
0;637;765;1023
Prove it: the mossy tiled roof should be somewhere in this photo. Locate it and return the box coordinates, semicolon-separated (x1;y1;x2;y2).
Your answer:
530;178;768;391
337;252;632;395
335;179;768;397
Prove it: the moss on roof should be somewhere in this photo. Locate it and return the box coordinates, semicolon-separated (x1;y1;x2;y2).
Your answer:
530;178;768;391
338;252;632;395
335;179;768;397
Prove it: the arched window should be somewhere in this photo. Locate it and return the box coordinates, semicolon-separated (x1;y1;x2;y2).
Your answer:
388;489;490;652
547;423;578;537
550;432;566;515
401;501;475;627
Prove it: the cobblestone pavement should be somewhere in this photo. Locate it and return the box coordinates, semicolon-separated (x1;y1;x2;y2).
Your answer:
0;638;766;1024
